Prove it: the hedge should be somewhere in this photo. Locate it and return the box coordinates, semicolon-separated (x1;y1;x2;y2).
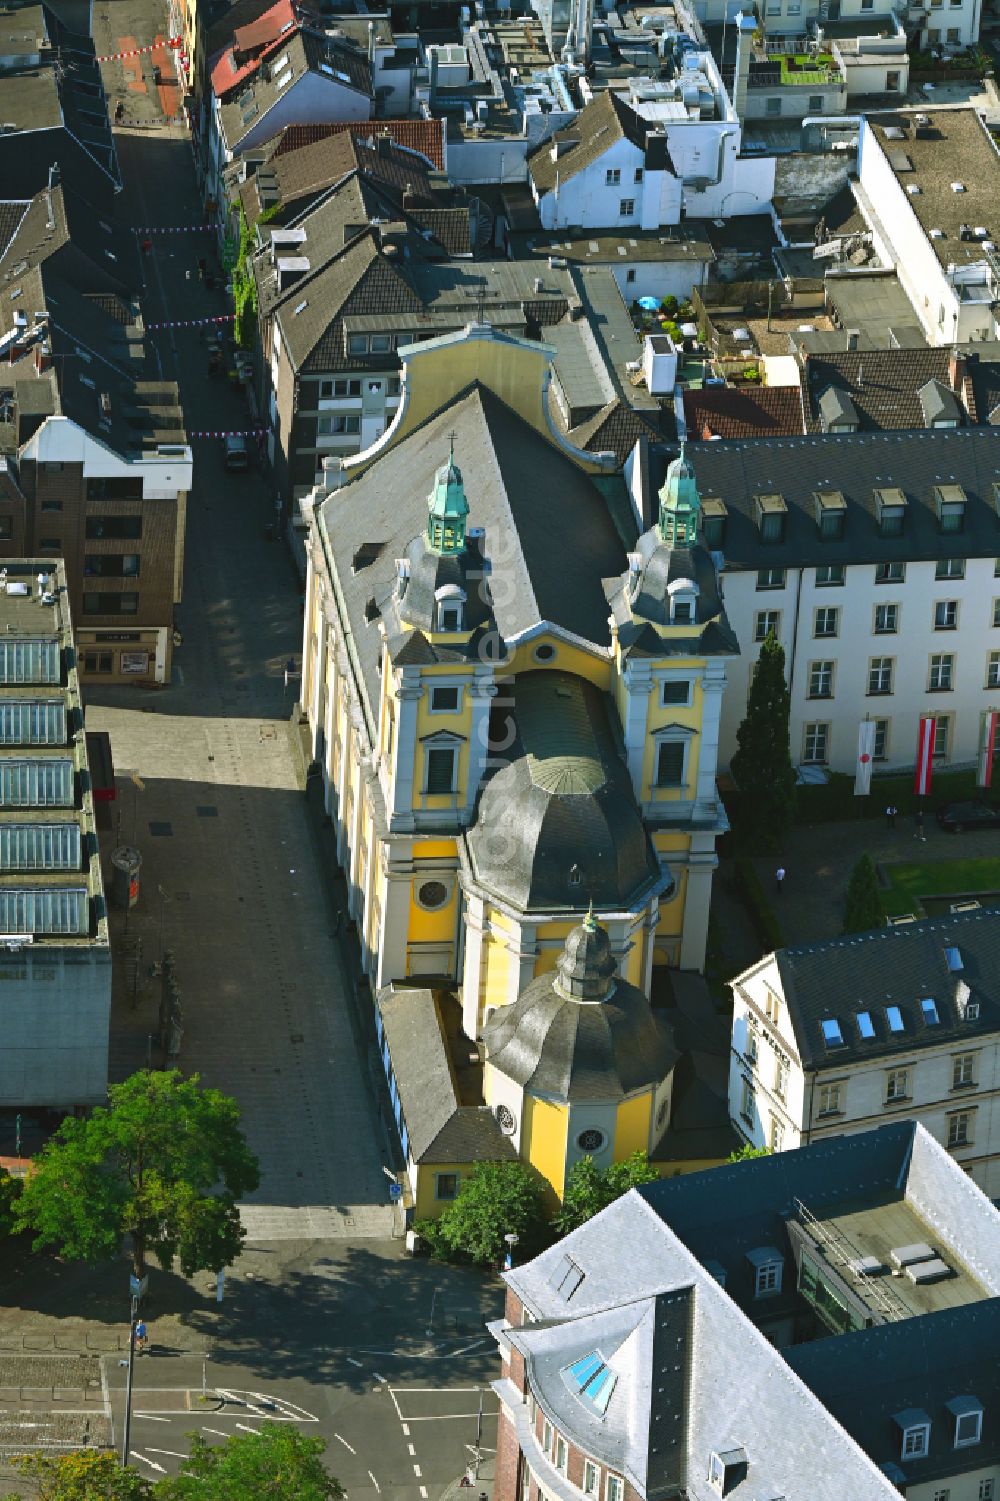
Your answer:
734;857;785;953
726;767;981;830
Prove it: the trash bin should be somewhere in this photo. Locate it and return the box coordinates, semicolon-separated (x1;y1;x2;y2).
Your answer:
111;845;142;911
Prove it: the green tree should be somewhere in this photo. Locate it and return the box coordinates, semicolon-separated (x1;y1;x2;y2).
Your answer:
14;1071;259;1278
0;1166;23;1236
157;1424;344;1501
842;852;885;934
418;1160;547;1266
10;1450;152;1499
553;1152;660;1235
727;1143;772;1163
730;631;796;851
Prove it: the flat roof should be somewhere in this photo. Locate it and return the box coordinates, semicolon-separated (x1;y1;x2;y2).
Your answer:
808;1195;988;1320
867;109;1000;269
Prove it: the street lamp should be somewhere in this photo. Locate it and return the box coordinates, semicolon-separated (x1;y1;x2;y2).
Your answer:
120;1272;147;1467
503;1232;519;1271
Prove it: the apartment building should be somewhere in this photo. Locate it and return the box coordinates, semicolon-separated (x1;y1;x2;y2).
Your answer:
0;559;111;1108
493;1120;1000;1501
637;428;1000;777
0;182;191;686
729;908;1000;1198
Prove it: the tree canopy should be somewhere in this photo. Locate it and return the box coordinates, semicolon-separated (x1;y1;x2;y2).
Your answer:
10;1450;152;1499
842;853;885;934
418;1160;547;1266
553;1152;660;1235
728;1143;772;1163
730;631;796;851
14;1070;260;1278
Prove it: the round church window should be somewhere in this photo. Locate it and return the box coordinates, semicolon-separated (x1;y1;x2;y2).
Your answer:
576;1128;606;1154
533;643;557;664
495;1104;517;1134
417;880;449;910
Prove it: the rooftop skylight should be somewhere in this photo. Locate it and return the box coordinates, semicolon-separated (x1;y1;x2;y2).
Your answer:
856;1010;875;1040
821;1018;844;1047
886;1005;905;1034
565;1352;618;1416
921;998;940;1025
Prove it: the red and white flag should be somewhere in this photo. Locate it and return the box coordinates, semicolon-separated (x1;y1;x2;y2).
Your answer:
977;710;998;789
914;714;935;797
854;719;875;797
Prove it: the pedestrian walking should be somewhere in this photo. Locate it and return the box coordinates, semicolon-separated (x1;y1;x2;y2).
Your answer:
885;803;897;830
284;656;296;690
914;808;926;842
775;865;786;895
134;1320;148;1355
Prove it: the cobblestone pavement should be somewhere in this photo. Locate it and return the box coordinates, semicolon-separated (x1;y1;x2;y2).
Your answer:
74;9;394;1237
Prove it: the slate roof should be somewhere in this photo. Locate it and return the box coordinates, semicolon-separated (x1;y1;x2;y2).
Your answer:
244;130;440;225
466;672;662;915
376;985;514;1164
683;384;805;441
316;382;633;732
750;906;1000;1071
799;348;979;432
570;398;665;465
528;90;665;195
218;29;372;152
663;427;1000;571
786;1301;1000;1490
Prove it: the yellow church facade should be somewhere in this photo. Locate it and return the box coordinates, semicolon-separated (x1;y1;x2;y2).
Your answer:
299;322;738;1211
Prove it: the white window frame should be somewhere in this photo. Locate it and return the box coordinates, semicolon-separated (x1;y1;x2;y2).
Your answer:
437;601;463;633
886;1067;909;1103
769;1115;784;1151
803;721;829;764
554;1435;568;1473
756;567;786;589
814;606;839;638
953;1052;976;1088
605;168;621;186
740;1076;755;1125
868;657;894;696
873;718;890;761
902;1424;930;1460
583;1460;600;1495
606;1475;624;1501
754;608;780;642
954;1408;982;1448
929;653;954;691
808;660;835;699
988;651;1000;690
659;676;693;707
875;561;905;584
755;1259;782;1295
934;599;959;630
948;1110;974;1148
874;602;899;634
818;1082;842;1116
815;563;845;587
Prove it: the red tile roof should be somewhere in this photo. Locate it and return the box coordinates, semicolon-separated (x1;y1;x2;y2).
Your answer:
210;0;295;98
683;384;805;440
269;118;445;171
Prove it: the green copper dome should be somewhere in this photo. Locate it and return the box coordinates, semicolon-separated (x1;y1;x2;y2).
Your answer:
658;443;700;547
426;442;469;555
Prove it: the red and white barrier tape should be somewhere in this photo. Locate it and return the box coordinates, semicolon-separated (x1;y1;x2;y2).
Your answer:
188;429;265;439
147;314;235;330
97;37;182;61
135;224;216;234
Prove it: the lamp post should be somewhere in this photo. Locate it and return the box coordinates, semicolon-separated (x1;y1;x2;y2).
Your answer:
120;1272;147;1468
503;1231;519;1271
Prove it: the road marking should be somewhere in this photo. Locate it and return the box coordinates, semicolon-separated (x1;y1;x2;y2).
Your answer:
407;1443;416;1455
202;1427;228;1437
392;1387;486;1393
372;1372;387;1384
132;1453;166;1473
413;1463;422;1477
387;1388;403;1421
449;1339;487;1356
235;1422;261;1434
335;1433;356;1454
368;1471;381;1492
135;1413;171;1422
346;1357;363;1367
401;1413;495;1422
147;1448;190;1458
419;1488;428;1499
401;1423;410;1437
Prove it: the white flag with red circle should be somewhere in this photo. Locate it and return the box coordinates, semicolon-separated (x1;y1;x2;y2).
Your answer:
854;719;875;797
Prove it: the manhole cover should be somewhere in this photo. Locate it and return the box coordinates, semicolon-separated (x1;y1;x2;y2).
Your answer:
149;821;173;837
196;805;219;817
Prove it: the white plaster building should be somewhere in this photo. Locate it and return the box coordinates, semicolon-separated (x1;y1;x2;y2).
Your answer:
856;110;1000;348
729;908;1000;1199
638;428;1000;777
526;76;774;233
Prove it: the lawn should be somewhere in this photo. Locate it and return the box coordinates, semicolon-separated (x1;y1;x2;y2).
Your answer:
882;857;1000;918
779;52;836;84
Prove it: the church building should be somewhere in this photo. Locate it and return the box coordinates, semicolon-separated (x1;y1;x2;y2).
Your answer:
299;322;738;1212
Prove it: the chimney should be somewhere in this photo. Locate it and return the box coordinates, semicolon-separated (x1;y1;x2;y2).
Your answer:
733;13;755;125
375;131;392;158
846;328;860;351
34;341;51;375
948;349;967;395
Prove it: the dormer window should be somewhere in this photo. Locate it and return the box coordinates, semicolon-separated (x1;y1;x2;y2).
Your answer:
435;585;466;634
814;490;846;541
708;1448;748;1496
702;497;728;549
947;1396;983;1448
875;487;907;537
894;1410;931;1460
754;493;787;544
667;577;698;625
747;1246;783;1297
935;484;966;534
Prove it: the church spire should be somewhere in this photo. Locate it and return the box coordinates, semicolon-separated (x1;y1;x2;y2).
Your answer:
657;442;701;547
426;437;469;555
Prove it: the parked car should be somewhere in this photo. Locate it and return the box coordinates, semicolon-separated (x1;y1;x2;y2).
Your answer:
224;435;249;472
935;799;1000;833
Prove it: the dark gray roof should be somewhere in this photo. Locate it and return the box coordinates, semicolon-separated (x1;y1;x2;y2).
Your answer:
219;28;372;151
761;906;1000;1071
671;428;1000;571
465;672;661;914
316;384;632;733
376;984;514;1164
484;916;677;1102
528;90;673;195
786;1300;1000;1488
